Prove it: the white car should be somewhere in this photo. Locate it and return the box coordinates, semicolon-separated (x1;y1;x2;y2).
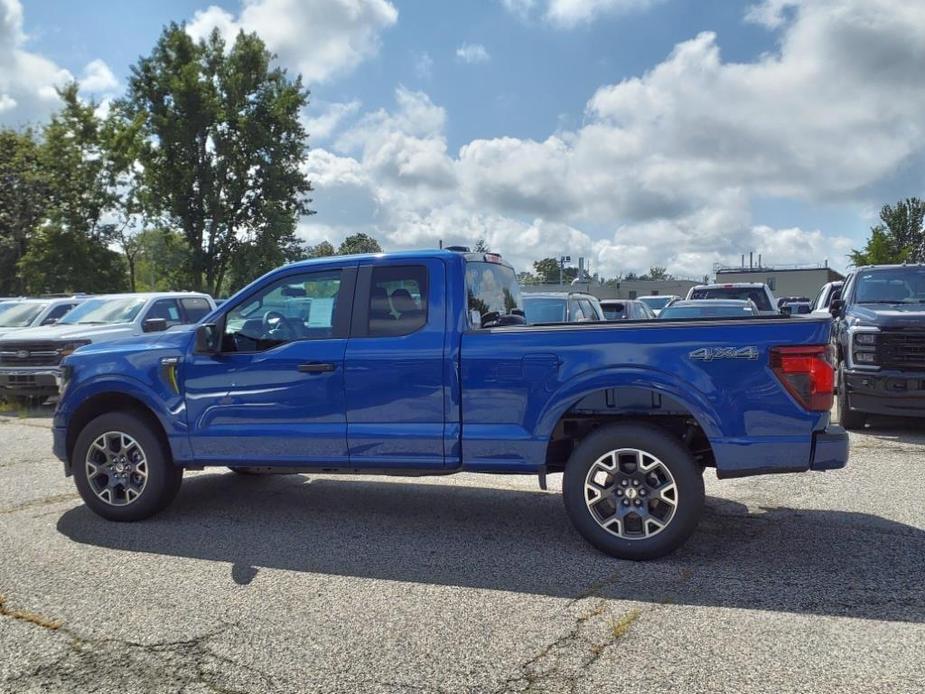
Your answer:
0;292;215;401
686;283;779;316
809;280;844;318
636;294;680;317
0;297;87;339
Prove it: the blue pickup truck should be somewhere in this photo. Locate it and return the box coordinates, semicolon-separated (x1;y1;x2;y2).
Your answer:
52;249;847;559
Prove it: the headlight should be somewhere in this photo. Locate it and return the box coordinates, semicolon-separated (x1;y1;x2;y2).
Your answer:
853;351;876;364
57;340;91;357
855;333;877;346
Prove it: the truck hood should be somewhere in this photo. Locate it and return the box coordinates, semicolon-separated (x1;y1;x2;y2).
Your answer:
848;303;925;329
70;325;194;357
0;323;137;343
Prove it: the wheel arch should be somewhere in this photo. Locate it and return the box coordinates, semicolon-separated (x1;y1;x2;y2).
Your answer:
536;367;721;472
65;391;172;471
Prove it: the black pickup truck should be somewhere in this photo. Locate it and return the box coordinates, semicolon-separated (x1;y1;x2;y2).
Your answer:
832;264;925;428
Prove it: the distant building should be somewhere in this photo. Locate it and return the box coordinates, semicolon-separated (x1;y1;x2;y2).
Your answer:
521;279;701;300
714;264;844;299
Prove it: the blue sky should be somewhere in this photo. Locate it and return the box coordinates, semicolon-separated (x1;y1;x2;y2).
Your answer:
5;0;924;278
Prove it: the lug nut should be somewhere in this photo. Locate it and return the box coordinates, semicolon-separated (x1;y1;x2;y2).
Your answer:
616;489;623;496
621;480;628;487
639;489;647;496
634;499;642;506
633;479;640;486
622;499;629;506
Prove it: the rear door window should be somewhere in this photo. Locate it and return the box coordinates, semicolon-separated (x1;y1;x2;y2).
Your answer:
366;265;428;337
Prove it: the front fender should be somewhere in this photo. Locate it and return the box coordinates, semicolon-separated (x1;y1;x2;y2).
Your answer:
55;374;192;463
534;365;723;441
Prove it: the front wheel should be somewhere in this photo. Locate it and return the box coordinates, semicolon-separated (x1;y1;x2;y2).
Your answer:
72;412;182;521
562;423;704;560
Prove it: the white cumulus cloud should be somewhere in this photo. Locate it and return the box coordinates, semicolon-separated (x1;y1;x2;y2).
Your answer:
455;43;491;64
187;0;398;84
303;0;923;278
502;0;665;27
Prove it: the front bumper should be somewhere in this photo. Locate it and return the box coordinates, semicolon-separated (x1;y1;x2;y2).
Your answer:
0;366;62;397
844;368;925;418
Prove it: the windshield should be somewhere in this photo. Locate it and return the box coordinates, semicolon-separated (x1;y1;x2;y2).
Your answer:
523;298;567;323
689;287;772;311
659;304;756;319
466;262;523;324
0;302;45;328
59;297;147;325
639;297;672;310
854;268;925;304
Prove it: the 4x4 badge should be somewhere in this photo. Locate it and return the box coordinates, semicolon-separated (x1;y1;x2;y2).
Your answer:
689;346;759;362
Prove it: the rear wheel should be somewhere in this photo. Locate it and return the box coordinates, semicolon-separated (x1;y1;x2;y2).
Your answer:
837;364;865;431
72;412;182;521
562;423;704;560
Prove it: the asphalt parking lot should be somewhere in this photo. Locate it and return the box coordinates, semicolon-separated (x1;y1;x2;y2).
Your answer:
1;409;923;694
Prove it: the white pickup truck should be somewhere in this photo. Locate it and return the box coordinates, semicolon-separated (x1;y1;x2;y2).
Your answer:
0;292;214;401
0;297;87;339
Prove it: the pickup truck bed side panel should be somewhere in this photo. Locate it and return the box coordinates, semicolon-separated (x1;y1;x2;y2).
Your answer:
460;318;833;476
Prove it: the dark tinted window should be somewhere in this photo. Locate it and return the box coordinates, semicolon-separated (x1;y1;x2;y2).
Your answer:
602;303;627;320
689;287;772;311
367;265;428;337
146;299;183;326
181;297;212;322
46;303;76;321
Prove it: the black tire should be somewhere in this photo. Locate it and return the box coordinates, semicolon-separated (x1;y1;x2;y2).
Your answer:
72;412;182;521
837;364;865;431
562;423;704;560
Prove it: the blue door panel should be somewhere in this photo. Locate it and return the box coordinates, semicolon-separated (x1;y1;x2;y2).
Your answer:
344;258;448;468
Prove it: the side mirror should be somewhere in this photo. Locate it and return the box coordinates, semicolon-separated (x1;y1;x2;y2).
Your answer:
829;299;845;318
780;305;792;317
142;317;168;333
195;323;220;354
41;317;58;326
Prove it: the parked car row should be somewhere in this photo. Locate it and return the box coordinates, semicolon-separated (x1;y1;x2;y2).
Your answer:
0;292;215;401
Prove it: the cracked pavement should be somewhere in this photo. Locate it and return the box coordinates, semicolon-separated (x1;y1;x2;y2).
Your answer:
1;412;924;693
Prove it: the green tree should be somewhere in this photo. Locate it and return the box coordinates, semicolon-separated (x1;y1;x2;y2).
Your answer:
134;228;195;291
532;257;577;284
850;197;925;265
0;128;47;295
645;266;672;281
306;240;336;258
338;233;381;255
18;85;127;294
111;24;313;296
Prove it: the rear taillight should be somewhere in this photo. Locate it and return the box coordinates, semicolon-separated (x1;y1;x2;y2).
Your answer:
770;345;834;412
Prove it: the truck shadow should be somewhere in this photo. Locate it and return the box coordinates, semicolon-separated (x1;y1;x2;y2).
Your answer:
56;473;925;623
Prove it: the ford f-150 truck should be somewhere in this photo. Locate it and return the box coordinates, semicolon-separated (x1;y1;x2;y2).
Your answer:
832;264;925;429
53;250;847;559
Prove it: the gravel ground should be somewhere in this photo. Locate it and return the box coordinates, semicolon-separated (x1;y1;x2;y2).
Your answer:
0;410;923;693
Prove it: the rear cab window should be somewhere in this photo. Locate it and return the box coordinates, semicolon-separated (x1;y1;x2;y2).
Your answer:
466;261;523;327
